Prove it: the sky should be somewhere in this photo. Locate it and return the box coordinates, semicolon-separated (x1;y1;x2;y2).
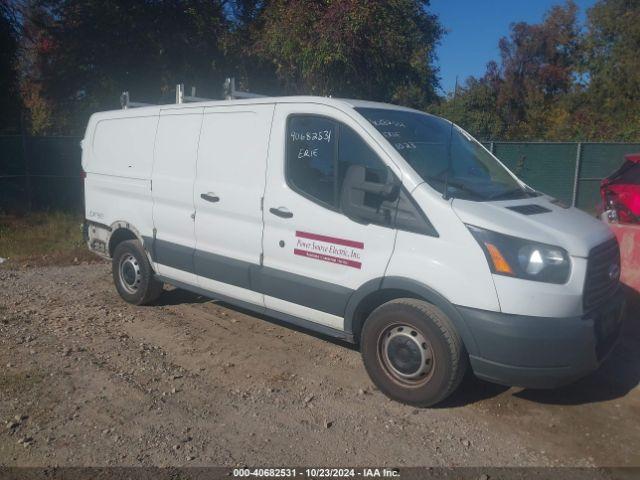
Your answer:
430;0;598;93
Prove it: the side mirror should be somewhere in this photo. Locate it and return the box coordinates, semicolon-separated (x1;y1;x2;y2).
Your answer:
340;164;400;224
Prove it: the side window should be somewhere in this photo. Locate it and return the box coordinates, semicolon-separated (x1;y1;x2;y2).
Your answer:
285;114;437;235
337;124;388;195
395;189;438;236
286;116;337;208
286;115;388;210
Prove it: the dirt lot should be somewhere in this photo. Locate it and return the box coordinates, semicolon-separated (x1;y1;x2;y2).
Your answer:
0;263;639;468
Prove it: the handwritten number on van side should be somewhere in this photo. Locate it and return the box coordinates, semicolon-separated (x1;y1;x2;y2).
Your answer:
290;130;332;143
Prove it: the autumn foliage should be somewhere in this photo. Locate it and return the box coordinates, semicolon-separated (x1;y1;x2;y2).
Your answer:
1;0;639;141
436;0;640;141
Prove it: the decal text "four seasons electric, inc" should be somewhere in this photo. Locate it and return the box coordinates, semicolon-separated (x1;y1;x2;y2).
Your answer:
294;231;364;269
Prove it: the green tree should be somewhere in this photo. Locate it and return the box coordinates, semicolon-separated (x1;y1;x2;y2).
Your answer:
438;0;640;142
20;0;444;133
583;0;640;140
26;0;229;134
496;0;581;137
0;0;21;133
222;0;282;95
436;1;583;140
250;0;444;108
433;63;506;140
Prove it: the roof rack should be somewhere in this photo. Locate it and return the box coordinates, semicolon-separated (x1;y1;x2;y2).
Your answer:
120;78;265;109
119;92;153;109
223;77;266;100
176;84;213;104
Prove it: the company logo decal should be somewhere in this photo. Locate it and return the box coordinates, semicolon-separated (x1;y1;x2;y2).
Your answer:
294;231;364;269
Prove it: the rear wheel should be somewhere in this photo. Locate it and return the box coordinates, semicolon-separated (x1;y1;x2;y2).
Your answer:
112;239;163;305
360;298;467;407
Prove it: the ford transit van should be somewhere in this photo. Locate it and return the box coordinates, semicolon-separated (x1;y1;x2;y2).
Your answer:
82;97;624;406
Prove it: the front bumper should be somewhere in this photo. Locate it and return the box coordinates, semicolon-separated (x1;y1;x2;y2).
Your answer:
456;290;625;389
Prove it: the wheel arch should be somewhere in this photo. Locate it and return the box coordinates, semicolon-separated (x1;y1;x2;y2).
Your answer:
106;221;152;262
344;276;479;356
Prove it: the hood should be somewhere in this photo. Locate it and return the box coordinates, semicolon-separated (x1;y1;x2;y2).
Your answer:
451;195;614;258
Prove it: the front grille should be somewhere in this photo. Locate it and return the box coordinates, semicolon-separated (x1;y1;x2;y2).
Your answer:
583;238;621;310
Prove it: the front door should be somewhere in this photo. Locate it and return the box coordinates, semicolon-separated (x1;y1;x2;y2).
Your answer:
261;104;399;330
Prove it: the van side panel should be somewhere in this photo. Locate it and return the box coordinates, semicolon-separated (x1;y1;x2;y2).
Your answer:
83;112;159;243
89;115;158;178
385;184;500;312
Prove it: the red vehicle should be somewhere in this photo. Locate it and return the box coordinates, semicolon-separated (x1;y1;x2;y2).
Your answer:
601;153;640;296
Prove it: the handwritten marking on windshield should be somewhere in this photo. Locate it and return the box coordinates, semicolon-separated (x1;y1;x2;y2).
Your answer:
371;119;406;128
394;142;417;150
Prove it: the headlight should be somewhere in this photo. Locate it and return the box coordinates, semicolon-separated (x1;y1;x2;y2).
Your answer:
467;225;571;284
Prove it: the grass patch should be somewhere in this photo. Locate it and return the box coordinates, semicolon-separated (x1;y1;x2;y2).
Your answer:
0;212;101;267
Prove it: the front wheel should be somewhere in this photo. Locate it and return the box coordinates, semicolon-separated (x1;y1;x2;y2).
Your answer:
360;299;467;407
112;239;164;305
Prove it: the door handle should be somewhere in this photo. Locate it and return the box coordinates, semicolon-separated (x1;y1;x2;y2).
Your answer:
200;193;220;203
269;207;293;219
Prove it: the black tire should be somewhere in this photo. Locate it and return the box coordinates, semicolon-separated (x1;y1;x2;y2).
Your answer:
111;239;164;305
360;298;467;407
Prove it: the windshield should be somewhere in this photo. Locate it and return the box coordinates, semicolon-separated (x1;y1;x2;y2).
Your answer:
356;108;537;201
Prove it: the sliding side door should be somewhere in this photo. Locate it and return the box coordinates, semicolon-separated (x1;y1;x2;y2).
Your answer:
193;104;275;307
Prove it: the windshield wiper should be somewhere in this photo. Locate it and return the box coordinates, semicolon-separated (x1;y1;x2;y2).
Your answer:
487;188;528;201
427;176;483;199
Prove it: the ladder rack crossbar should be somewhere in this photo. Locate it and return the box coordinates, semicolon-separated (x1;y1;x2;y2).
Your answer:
120;78;265;110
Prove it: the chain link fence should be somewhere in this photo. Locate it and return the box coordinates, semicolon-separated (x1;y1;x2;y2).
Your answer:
484;141;640;211
1;136;640;213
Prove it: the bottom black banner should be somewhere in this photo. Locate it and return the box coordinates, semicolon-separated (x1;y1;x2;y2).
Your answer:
0;467;638;480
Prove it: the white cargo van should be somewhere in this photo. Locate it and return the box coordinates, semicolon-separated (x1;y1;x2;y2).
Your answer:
82;96;624;406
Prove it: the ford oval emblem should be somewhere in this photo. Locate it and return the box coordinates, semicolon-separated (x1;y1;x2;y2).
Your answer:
608;264;621;281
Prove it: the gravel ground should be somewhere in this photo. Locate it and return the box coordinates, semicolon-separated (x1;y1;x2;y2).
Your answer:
0;263;639;467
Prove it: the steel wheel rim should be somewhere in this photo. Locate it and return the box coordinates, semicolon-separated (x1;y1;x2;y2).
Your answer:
378;323;435;387
118;254;141;294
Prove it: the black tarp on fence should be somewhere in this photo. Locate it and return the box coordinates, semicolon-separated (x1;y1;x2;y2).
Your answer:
0;136;83;212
